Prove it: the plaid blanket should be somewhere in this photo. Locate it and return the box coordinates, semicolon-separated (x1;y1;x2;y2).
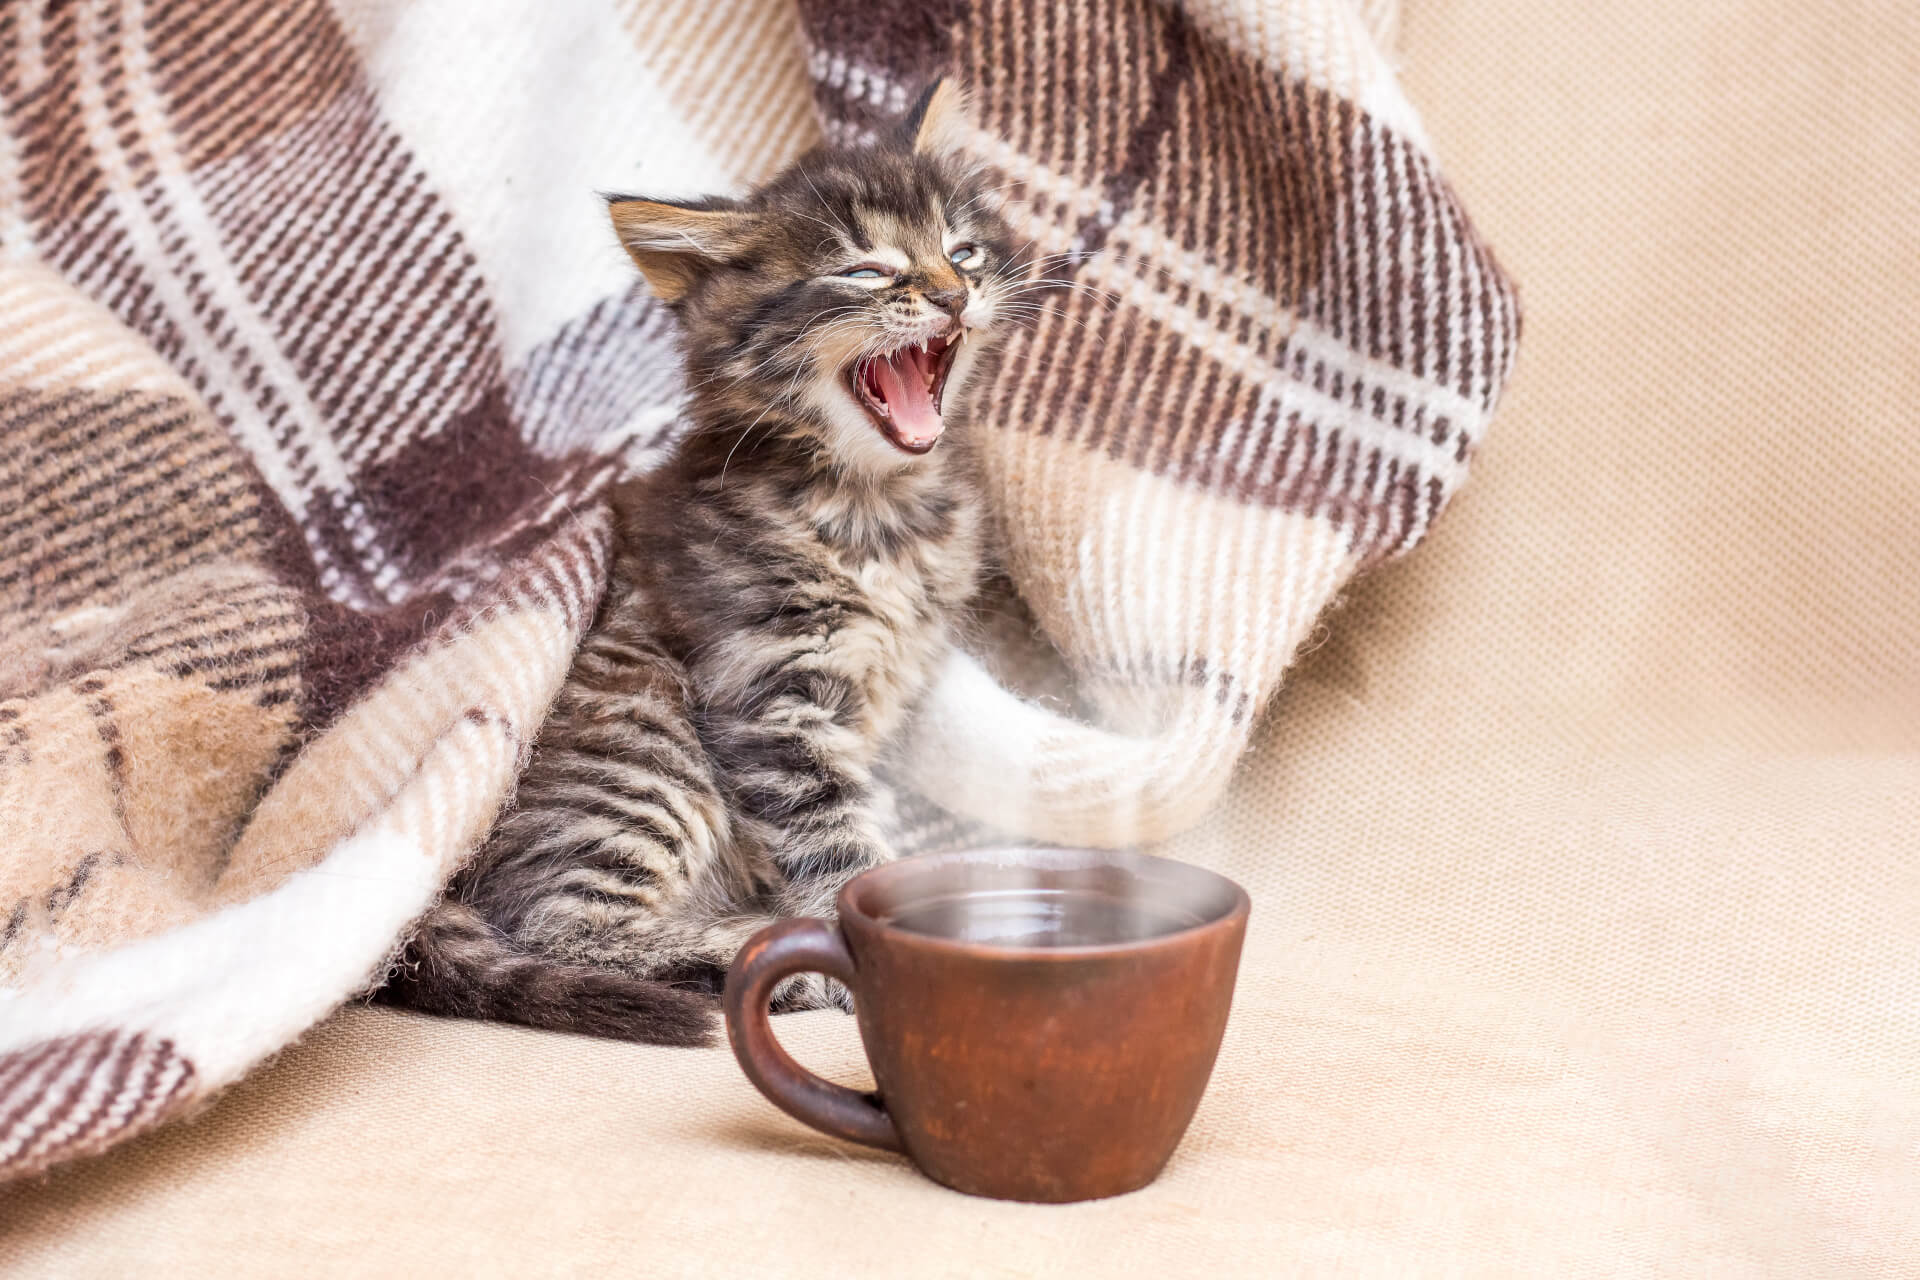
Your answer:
0;0;1515;1182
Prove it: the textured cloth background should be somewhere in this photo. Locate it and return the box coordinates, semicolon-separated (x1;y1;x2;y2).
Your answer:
6;0;1916;1274
0;0;1515;1183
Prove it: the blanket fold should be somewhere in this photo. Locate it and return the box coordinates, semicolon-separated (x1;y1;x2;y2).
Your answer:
0;0;1515;1182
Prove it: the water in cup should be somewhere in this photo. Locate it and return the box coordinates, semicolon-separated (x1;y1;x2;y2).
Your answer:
878;887;1204;948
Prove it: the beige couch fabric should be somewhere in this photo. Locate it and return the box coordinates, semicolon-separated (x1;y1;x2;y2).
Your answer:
4;0;1917;1274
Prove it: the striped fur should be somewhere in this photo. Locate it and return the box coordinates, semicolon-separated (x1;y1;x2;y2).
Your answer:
383;84;1011;1041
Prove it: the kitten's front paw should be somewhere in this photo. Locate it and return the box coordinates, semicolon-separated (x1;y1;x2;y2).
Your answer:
705;916;853;1013
769;970;855;1015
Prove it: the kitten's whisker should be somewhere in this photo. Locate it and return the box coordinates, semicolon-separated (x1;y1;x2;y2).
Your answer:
689;308;872;398
947;179;1028;222
997;280;1120;313
719;397;785;486
717;309;878;485
993;305;1106;342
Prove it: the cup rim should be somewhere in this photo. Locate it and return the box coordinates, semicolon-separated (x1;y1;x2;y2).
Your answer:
837;845;1251;960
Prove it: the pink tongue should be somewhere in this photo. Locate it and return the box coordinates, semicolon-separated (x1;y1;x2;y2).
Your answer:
873;348;941;446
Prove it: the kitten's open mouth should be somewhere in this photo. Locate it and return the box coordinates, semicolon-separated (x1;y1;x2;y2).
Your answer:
849;333;962;455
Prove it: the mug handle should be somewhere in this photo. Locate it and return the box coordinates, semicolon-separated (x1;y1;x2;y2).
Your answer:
723;918;903;1152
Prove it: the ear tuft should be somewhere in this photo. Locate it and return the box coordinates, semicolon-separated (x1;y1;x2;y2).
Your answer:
903;78;971;160
606;196;755;305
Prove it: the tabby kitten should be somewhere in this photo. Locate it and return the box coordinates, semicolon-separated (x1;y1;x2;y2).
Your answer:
383;82;1019;1045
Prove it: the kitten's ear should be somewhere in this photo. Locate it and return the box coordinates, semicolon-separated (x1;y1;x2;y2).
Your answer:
903;78;971;160
606;196;758;304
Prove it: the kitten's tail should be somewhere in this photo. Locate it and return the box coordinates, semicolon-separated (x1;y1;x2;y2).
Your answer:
377;900;718;1047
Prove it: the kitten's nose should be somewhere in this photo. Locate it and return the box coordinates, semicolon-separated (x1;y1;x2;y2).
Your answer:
923;287;967;320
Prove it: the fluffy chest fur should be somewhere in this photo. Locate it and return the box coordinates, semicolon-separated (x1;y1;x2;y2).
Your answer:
616;441;981;758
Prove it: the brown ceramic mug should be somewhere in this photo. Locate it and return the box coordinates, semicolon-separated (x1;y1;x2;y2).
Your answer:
723;846;1250;1203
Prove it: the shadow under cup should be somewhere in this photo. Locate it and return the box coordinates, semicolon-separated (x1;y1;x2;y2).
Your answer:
724;848;1251;1203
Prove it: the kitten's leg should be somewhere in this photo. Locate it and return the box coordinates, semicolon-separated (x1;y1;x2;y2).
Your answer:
701;662;896;1010
474;607;752;985
384;597;754;1043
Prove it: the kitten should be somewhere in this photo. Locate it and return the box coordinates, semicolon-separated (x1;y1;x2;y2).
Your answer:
382;82;1019;1045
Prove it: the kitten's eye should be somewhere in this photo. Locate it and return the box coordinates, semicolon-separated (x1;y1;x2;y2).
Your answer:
841;266;890;280
949;244;983;268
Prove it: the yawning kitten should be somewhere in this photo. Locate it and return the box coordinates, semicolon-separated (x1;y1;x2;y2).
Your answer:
382;81;1020;1044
